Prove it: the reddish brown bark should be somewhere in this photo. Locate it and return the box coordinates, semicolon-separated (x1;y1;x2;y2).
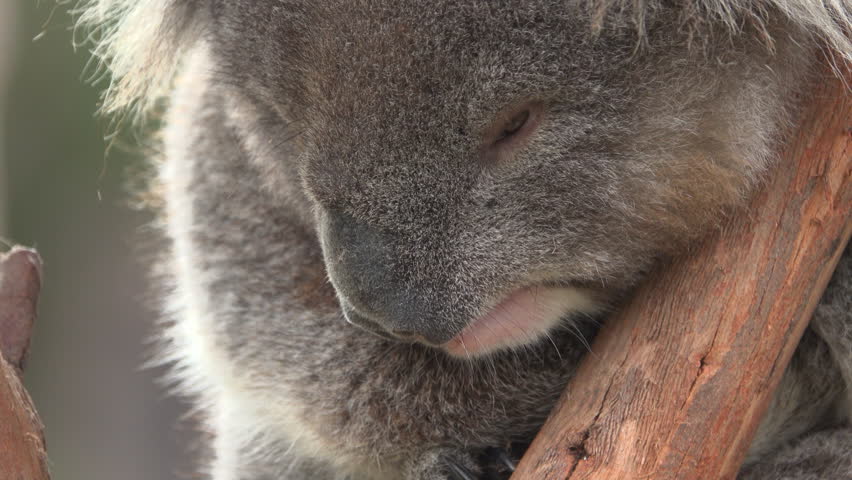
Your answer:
512;69;851;480
0;247;50;480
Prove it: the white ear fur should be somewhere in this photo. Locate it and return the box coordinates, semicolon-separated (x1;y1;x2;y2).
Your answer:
75;0;205;120
589;0;851;63
765;0;851;63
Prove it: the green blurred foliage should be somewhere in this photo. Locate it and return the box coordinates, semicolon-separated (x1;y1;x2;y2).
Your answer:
2;2;186;479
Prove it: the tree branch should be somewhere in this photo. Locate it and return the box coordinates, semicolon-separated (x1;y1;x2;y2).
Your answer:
512;67;851;480
0;247;50;480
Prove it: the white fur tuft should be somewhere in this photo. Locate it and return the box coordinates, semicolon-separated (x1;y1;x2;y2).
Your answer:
74;0;204;119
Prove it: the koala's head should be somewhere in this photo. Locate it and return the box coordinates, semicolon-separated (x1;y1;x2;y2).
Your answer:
85;0;828;357
208;1;813;357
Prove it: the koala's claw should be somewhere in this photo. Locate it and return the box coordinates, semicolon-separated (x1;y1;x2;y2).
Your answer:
477;444;526;479
408;443;527;480
495;448;516;472
446;461;477;480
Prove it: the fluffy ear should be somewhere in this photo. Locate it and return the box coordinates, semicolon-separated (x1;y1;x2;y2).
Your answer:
588;0;851;63
76;0;206;119
771;0;852;63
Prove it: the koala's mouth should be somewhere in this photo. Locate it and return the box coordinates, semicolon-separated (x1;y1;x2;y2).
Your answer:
442;285;598;358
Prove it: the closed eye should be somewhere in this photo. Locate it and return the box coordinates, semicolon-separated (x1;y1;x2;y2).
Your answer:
482;102;543;164
496;110;530;142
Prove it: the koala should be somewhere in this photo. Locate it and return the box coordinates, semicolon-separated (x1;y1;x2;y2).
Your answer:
77;1;851;479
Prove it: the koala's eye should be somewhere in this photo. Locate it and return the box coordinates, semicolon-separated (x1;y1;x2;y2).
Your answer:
497;110;530;141
483;103;542;158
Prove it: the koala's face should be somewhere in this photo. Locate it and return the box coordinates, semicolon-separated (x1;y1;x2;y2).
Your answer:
212;1;778;357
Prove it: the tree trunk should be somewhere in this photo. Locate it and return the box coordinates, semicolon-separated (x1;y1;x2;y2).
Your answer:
512;67;851;480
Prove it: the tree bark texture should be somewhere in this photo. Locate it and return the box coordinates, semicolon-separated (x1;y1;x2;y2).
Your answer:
0;247;49;480
511;68;851;479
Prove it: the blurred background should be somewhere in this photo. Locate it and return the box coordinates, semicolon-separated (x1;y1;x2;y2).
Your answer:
1;2;188;479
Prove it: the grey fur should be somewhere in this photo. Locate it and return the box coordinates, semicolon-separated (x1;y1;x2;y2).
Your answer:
77;1;851;479
740;429;852;480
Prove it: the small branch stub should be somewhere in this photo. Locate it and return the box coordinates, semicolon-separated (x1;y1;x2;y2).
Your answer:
0;247;50;480
512;68;851;479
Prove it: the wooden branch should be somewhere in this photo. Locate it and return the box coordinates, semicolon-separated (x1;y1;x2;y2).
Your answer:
0;247;50;480
512;68;851;479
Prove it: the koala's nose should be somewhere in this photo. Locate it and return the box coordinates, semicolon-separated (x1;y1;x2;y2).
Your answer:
321;211;454;345
322;211;396;311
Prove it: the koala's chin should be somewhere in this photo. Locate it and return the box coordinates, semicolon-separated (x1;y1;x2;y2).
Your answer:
338;281;601;359
442;286;600;358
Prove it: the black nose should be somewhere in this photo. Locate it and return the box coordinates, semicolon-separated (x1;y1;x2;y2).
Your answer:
321;211;455;345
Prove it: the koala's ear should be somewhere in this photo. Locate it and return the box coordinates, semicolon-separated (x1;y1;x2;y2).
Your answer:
76;0;207;119
588;1;851;64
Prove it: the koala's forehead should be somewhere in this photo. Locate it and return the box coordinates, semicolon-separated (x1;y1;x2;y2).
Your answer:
220;1;585;120
215;1;616;215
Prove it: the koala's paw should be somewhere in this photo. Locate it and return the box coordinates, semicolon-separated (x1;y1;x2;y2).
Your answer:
404;444;524;480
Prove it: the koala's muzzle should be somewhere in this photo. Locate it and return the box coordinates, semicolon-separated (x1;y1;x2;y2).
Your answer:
320;211;456;345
